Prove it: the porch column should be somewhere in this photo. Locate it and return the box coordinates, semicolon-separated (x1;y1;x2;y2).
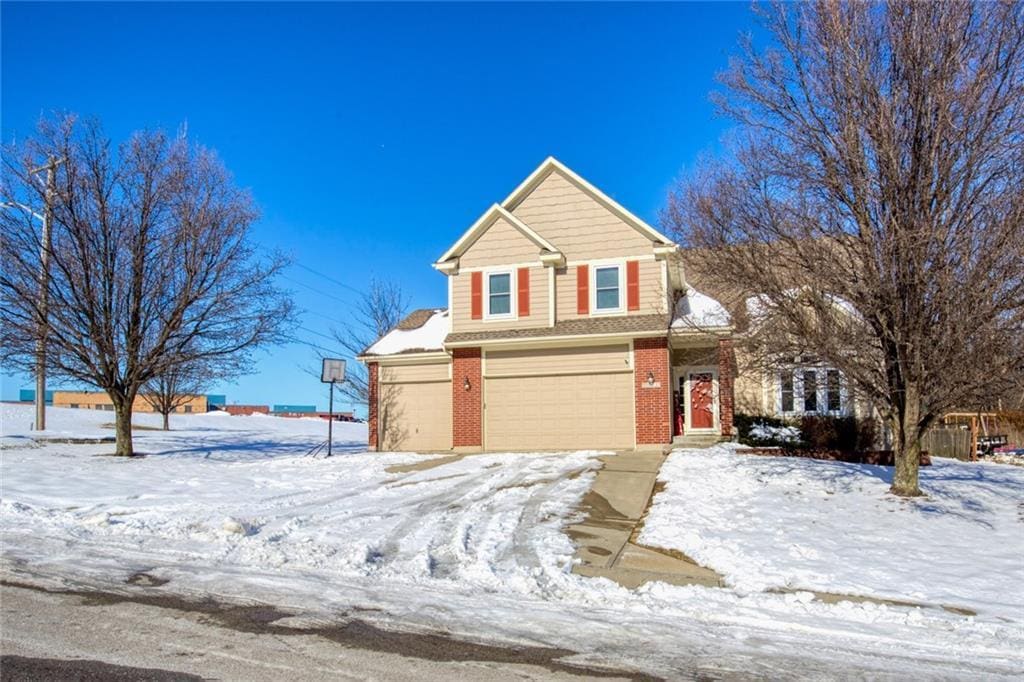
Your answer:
717;338;735;437
634;337;672;445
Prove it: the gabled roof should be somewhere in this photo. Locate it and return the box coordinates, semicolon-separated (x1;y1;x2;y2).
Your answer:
434;204;560;266
501;156;676;247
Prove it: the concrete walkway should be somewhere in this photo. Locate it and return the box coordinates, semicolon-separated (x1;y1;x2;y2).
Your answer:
568;450;724;589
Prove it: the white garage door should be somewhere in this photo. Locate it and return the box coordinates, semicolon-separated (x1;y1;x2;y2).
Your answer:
379;363;451;451
484;345;634;451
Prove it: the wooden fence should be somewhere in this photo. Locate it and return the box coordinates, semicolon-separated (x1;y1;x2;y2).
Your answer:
922;428;973;461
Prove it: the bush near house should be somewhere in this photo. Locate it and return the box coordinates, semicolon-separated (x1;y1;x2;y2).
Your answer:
736;413;879;454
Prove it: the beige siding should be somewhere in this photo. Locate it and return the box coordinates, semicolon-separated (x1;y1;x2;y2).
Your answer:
484;372;633;450
485;344;630;376
734;370;769;415
449;266;549;333
554;259;666;322
509;169;654;260
459;215;540;269
380;362;449;384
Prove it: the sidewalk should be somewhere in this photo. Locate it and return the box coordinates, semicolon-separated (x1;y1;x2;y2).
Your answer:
568;450;724;589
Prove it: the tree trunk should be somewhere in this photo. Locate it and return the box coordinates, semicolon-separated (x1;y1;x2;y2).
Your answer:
113;401;135;457
162;411;170;431
891;384;923;497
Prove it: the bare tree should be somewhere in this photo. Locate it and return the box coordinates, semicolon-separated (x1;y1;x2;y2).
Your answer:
662;1;1024;496
1;115;296;455
142;362;213;431
321;278;409;405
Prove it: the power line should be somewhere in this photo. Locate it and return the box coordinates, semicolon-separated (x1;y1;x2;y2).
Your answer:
292;263;364;297
279;274;354;305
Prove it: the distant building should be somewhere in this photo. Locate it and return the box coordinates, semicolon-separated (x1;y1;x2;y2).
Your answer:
223;404;270;416
18;389;54;405
271;404;317;418
52;390;208;414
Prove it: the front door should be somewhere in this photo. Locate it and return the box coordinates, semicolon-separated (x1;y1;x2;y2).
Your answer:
689;372;715;429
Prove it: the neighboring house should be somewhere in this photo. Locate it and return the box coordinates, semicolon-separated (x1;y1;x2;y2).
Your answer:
358;157;739;452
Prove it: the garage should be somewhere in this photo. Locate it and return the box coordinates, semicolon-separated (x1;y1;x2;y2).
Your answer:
378;363;452;451
483;344;634;450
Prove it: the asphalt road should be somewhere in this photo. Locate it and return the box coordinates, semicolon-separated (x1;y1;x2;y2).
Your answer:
0;582;644;681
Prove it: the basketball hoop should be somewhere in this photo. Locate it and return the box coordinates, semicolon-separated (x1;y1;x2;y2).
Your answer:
321;359;346;456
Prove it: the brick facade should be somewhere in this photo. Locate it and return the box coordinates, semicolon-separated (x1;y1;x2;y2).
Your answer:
717;339;735;437
452;347;482;447
367;362;379;450
634;337;672;445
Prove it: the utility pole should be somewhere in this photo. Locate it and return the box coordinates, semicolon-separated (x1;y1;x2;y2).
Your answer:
29;155;63;431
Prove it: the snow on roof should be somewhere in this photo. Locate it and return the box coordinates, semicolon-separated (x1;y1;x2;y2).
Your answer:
365;309;448;356
671;288;731;329
746;289;859;321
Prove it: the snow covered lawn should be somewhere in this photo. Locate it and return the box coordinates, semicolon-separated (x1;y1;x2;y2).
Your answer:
641;445;1024;621
2;406;1023;678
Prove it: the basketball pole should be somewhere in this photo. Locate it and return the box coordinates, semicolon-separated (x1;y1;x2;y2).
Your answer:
327;380;335;457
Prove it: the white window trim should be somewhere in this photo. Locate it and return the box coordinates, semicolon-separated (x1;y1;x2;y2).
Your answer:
590;260;626;316
776;366;848;416
483;269;517;321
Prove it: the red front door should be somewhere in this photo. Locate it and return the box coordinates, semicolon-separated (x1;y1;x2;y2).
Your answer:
689;373;715;429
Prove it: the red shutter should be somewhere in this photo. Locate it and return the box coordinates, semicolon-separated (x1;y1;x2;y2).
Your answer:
471;271;483;320
576;264;589;315
517;268;530;317
627;260;640;311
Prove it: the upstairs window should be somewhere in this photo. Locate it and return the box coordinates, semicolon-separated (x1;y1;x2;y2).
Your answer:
487;272;512;317
594;265;622;312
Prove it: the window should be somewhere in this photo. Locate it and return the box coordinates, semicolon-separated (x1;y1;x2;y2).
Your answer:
778;367;845;415
184;405;193;413
594;265;621;311
487;272;512;317
780;371;795;412
802;370;818;412
826;370;842;412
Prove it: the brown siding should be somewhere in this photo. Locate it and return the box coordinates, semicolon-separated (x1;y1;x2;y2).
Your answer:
485;344;630;376
509;169;654;260
380;362;449;383
450;267;549;333
459;215;540;268
554;259;665;322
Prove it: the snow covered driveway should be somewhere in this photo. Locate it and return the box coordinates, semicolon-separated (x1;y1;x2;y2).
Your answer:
3;406;1023;679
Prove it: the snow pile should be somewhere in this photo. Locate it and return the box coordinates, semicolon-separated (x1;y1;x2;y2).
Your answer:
748;421;801;444
365;309;448;356
641;446;1024;622
2;405;1023;678
671;288;730;329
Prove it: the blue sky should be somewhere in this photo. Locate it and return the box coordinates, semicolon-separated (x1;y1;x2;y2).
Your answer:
1;1;756;414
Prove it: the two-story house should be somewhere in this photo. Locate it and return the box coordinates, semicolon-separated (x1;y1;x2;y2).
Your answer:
358;157;740;452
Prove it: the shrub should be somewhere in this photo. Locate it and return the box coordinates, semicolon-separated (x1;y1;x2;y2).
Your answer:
735;412;879;452
735;413;799;447
798;415;878;452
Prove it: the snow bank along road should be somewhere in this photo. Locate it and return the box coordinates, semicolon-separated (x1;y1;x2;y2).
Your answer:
2;405;1022;679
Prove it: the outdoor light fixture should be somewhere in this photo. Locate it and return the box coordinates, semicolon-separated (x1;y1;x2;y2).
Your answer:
463;376;472;391
646;371;656;386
